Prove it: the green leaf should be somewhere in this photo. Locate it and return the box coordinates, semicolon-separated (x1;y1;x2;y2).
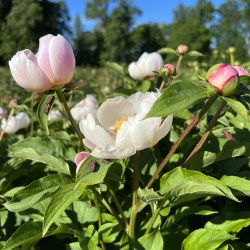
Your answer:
76;156;113;186
137;231;164;250
2;221;43;250
9;137;76;174
240;75;250;86
205;219;250;233
160;167;239;205
99;222;122;243
189;141;250;170
43;183;85;235
223;97;250;123
73;201;98;224
102;61;124;74
37;92;56;134
146;81;209;118
158;47;177;55
4;174;72;212
79;225;99;250
188;51;203;57
182;228;236;250
138;187;162;203
221;175;250;196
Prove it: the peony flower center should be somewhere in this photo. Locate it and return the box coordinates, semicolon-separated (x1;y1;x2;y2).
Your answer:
113;117;127;135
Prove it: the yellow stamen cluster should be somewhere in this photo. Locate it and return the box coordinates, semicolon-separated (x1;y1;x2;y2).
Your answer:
114;117;127;135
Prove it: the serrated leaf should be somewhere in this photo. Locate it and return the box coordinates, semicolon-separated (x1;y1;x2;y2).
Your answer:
188;51;203;57
160;167;239;205
37;92;56;134
205;219;250;233
9;137;76;174
182;228;236;250
76;156;113;186
146;81;209;118
4;174;72;212
137;231;163;250
43;183;85;235
158;47;177;54
221;176;250;196
223;97;250;123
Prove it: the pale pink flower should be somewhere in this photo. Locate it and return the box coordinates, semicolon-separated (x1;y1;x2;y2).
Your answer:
9;34;75;93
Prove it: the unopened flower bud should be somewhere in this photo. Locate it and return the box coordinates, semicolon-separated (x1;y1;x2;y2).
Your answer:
9;99;17;106
161;64;175;77
206;63;240;96
177;44;188;54
75;151;91;174
228;47;236;54
233;66;250;76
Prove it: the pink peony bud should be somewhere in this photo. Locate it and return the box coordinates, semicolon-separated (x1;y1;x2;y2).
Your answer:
75;151;91;174
206;63;240;96
177;44;188;54
161;64;175;77
233;66;250;76
9;99;17;106
9;34;75;93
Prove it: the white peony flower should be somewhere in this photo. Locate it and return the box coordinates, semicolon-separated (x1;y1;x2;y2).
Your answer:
128;52;164;80
79;91;173;159
70;95;99;121
48;109;62;121
1;112;30;134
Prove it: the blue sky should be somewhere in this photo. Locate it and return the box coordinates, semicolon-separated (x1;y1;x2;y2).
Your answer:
64;0;226;30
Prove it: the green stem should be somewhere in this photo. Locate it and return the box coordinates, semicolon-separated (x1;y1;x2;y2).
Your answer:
175;55;183;74
30;94;34;137
106;181;129;231
146;95;218;189
145;200;165;235
93;193;106;250
183;99;227;167
128;152;140;239
56;89;84;143
91;187;126;231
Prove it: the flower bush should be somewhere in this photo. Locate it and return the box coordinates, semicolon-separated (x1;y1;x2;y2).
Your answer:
1;37;250;250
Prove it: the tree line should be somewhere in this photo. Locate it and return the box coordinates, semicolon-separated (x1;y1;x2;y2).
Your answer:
0;0;249;66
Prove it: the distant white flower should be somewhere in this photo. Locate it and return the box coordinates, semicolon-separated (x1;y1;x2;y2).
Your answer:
70;95;99;121
79;91;173;159
0;107;7;120
128;52;164;80
48;109;62;121
1;112;30;134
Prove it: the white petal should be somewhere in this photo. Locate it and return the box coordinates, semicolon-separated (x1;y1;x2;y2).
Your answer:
130;115;172;150
116;119;133;149
128;62;145;80
156;115;173;142
91;144;136;159
80;113;115;149
97;96;134;131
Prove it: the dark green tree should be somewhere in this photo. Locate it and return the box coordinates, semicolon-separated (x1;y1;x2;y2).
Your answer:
130;23;170;60
0;0;42;63
101;0;141;63
212;0;248;62
168;0;214;54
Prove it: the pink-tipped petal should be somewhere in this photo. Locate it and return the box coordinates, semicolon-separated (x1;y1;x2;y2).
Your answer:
49;35;75;85
9;50;51;93
75;152;91;173
36;34;55;83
